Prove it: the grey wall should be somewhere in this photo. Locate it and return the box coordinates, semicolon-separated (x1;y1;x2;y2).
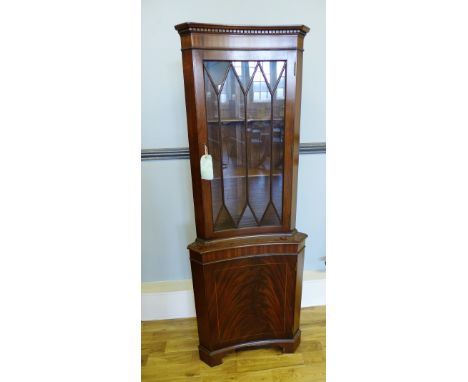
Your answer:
142;0;325;282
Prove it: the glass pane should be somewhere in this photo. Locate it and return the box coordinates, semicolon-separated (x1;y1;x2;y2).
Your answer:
273;65;286;110
204;69;218;122
247;67;271;223
208;118;223;223
219;68;245;121
260;203;281;226
272;65;286;218
260;61;284;90
204;70;222;223
203;60;286;231
247;119;270;222
271;119;284;218
215;205;235;230
219;67;246;226
232;61;257;92
238;205;257;227
204;61;230;92
248;64;271;120
220;121;246;226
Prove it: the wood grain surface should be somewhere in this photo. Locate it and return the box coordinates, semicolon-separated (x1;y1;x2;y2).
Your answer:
188;234;305;366
174;23;310;368
176;23;307;240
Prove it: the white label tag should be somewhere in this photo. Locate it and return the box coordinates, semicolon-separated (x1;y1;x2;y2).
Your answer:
200;154;213;180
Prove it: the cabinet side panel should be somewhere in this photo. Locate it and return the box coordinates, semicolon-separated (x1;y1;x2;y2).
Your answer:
181;50;212;237
284;256;297;336
290;50;304;229
281;53;298;232
189;256;211;348
293;248;305;332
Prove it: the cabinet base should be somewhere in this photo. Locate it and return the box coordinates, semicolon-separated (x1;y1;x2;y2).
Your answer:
198;329;301;367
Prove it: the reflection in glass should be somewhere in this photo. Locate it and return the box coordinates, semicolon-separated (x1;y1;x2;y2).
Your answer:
248;66;271;120
232;61;256;92
219;69;245;121
204;60;286;231
219;113;246;225
205;61;230;90
272;65;286;218
205;70;222;223
247;70;271;222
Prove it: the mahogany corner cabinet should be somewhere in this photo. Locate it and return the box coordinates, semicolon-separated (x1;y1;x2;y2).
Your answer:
175;22;309;367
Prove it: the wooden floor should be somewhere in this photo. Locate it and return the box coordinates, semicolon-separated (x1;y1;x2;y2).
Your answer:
141;306;326;382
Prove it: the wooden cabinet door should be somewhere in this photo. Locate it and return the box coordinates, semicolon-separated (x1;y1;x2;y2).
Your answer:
204;254;297;348
192;50;299;239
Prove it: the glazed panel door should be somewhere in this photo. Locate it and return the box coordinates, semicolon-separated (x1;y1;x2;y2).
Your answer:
200;51;296;237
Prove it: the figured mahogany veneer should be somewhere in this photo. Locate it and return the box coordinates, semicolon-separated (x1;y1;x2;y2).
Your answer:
175;23;309;366
189;231;306;366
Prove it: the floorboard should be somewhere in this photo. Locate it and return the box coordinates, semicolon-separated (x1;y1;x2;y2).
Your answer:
141;306;326;382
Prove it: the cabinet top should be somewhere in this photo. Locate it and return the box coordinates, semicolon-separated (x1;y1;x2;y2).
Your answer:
174;22;310;36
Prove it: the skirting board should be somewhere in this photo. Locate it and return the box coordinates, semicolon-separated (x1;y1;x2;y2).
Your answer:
141;270;325;321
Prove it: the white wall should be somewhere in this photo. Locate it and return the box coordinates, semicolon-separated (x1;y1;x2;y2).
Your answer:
141;159;195;281
141;0;326;282
141;154;325;282
142;0;325;148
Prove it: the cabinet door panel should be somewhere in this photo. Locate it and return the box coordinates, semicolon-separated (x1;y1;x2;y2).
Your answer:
210;259;294;346
204;60;286;232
